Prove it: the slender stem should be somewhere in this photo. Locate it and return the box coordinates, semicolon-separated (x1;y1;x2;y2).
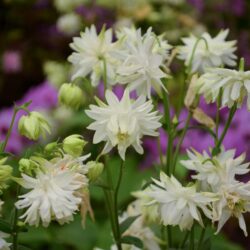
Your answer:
166;133;173;176
113;160;124;250
1;107;19;151
167;226;172;248
212;103;237;156
180;231;190;248
157;137;164;169
172;111;192;174
12;186;21;250
215;90;222;142
189;226;195;250
197;227;206;250
103;58;107;91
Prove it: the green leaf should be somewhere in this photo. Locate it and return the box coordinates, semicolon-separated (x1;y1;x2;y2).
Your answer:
201;238;211;250
120;215;140;234
0;219;12;233
18;246;32;250
121;235;143;249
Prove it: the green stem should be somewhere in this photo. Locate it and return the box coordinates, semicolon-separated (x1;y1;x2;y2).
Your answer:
172;111;192;174
1;107;19;152
215;89;222;143
103;58;107;91
212;103;237;155
180;231;190;249
12;186;20;250
189;226;195;250
113;160;124;250
197;227;206;250
167;226;172;248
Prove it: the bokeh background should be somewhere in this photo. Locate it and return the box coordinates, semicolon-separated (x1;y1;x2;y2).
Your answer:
1;0;250;249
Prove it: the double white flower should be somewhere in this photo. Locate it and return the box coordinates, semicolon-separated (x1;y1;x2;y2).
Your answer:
180;148;250;190
116;27;171;97
0;231;11;250
178;29;237;73
147;172;216;231
16;154;90;227
68;25;118;86
198;68;250;110
181;148;250;236
86;89;161;160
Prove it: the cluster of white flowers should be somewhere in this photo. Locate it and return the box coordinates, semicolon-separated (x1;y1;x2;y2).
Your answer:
16;154;90;227
68;25;171;97
86;89;161;160
0;231;11;250
181;148;250;236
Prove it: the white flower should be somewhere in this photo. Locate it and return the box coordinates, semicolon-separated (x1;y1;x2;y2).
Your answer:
198;68;250;109
0;232;11;250
178;29;237;73
57;13;81;36
180;148;250;190
116;27;170;97
147;172;216;230
214;181;250;236
15;154;90;227
68;25;118;86
85;89;161;160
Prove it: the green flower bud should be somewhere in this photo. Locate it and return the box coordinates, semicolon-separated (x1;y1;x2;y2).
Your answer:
0;158;12;192
63;134;87;156
18;111;51;140
44;142;58;153
19;158;38;175
58;83;83;109
86;161;104;181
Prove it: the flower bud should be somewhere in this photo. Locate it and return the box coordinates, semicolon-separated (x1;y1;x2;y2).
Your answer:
63;134;87;157
19;158;38;175
193;107;215;129
0;158;12;192
58;83;83;109
86;161;104;181
44;142;58;153
184;74;199;109
18;111;51;140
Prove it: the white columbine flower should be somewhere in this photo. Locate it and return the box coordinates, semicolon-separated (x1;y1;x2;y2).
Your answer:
180;148;250;190
178;29;237;73
68;25;118;86
214;181;250;236
147;172;216;231
0;232;11;250
198;67;250;109
116;27;170;98
85;89;161;160
15;154;90;227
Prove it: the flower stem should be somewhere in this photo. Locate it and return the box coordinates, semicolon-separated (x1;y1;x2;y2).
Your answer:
12;186;20;250
197;227;206;250
189;226;195;250
212;103;237;156
1;106;19;152
180;230;190;248
172;111;192;174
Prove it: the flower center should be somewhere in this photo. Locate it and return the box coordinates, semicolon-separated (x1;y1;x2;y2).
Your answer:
117;132;129;143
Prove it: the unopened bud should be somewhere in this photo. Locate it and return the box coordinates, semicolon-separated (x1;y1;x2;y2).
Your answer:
44;142;58;153
19;158;38;175
86;161;104;181
18;111;51;140
63;134;87;157
193;108;215;129
59;83;83;109
184;74;199;109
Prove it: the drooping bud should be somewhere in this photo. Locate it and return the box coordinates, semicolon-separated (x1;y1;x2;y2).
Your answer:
193;107;215;129
184;74;199;109
18;111;51;140
86;161;104;181
44;142;58;153
58;83;83;109
63;134;87;157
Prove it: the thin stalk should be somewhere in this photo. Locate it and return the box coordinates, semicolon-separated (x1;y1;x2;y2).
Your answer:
189;226;195;250
1;107;19;151
213;103;237;155
197;227;206;250
113;160;124;250
215;90;222;142
157;137;164;169
167;226;172;248
12;186;20;250
172;111;192;174
180;231;190;249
